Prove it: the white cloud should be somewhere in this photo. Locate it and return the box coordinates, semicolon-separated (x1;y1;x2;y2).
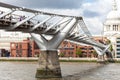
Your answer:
84;17;103;35
36;8;83;17
81;0;120;35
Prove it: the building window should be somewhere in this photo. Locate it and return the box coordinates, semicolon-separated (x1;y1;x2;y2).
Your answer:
20;43;22;49
113;25;115;31
19;49;22;54
16;43;18;48
116;25;119;31
117;49;120;51
113;25;119;31
117;41;120;43
117;53;120;55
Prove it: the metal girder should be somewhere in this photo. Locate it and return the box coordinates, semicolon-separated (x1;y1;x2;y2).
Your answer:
30;18;77;50
0;10;14;19
30;33;47;49
67;33;77;38
101;44;111;54
56;18;72;26
8;14;36;30
67;34;87;40
66;34;105;50
43;17;64;33
78;20;92;37
78;36;88;40
0;2;21;9
93;47;103;55
54;18;72;33
48;18;77;49
69;34;83;40
68;22;79;35
78;20;106;49
93;44;111;56
30;16;52;31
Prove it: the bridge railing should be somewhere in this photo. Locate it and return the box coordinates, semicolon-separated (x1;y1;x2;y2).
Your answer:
0;10;43;26
0;10;59;32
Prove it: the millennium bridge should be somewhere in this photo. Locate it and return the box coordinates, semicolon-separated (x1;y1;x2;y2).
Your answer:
0;2;113;78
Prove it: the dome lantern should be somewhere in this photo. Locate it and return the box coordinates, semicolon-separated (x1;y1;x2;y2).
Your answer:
106;0;120;20
112;0;117;11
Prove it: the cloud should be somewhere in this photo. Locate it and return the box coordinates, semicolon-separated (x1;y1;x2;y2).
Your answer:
84;17;103;35
81;0;116;35
0;0;84;9
83;0;98;3
83;9;100;18
37;8;82;16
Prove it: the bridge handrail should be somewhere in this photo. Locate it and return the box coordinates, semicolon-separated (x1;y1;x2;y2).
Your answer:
0;2;82;19
0;10;43;25
0;10;54;27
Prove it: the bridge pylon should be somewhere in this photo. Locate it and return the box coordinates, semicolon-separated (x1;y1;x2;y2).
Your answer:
36;50;61;78
94;46;115;63
30;18;77;78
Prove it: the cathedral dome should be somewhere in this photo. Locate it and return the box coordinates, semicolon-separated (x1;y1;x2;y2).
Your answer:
107;10;120;19
106;0;120;20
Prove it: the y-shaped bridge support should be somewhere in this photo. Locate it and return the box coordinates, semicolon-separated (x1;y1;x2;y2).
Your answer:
31;18;77;78
94;44;114;63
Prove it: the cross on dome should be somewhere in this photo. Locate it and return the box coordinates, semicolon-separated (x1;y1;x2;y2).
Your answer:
112;0;117;10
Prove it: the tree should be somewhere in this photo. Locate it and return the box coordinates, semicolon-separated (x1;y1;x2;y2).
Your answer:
59;53;64;57
105;39;113;51
106;39;111;44
76;48;82;57
109;45;113;51
92;50;97;57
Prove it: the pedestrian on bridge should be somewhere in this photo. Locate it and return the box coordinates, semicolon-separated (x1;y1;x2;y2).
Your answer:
19;15;25;21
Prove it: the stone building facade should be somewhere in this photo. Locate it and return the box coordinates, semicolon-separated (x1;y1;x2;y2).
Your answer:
104;0;120;58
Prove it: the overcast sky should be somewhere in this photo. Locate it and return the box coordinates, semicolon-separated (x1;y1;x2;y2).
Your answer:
0;0;120;35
